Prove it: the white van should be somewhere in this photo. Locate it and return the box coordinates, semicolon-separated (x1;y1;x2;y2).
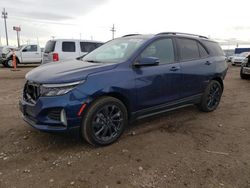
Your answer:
42;39;103;64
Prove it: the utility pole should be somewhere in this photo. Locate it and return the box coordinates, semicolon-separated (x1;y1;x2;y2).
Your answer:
2;8;9;45
110;24;116;40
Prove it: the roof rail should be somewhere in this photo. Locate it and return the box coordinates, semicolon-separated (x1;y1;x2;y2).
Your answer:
122;34;141;37
156;32;208;39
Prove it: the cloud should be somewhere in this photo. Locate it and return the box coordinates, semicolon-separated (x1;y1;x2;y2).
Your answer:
0;0;109;46
1;0;109;21
229;26;250;31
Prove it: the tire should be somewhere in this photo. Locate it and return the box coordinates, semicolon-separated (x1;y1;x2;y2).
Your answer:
6;57;19;68
81;96;128;146
199;80;222;112
1;61;8;67
240;68;249;79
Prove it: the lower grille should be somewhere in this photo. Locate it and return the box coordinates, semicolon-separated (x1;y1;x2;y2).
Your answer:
48;109;61;121
23;81;41;104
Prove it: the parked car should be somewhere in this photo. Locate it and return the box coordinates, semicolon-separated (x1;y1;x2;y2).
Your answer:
2;44;42;68
0;46;4;64
231;52;250;66
240;54;250;79
1;46;18;66
226;55;233;62
19;32;228;146
42;39;103;64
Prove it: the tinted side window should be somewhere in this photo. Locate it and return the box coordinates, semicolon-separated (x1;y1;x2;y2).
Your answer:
198;43;209;58
177;38;200;61
44;41;56;53
80;42;97;53
96;43;103;48
141;38;174;64
203;41;224;56
62;42;76;52
23;45;37;52
30;45;37;52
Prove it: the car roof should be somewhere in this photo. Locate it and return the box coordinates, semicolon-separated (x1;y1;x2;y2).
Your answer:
49;39;103;43
122;32;216;43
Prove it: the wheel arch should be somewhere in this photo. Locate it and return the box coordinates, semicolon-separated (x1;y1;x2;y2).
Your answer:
7;55;20;63
92;92;131;119
212;77;224;91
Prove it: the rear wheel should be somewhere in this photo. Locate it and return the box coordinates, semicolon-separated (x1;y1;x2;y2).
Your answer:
81;97;128;146
199;80;222;112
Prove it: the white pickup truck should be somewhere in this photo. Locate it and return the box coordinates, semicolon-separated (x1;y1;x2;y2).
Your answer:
1;44;42;68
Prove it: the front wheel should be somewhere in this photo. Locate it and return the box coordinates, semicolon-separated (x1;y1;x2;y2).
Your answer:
81;97;128;146
6;59;14;68
1;61;8;67
199;80;222;112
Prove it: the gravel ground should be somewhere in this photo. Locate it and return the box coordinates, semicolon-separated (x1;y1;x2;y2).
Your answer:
0;64;250;188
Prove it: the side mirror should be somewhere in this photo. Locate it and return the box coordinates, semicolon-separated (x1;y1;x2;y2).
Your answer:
22;49;27;52
135;57;160;67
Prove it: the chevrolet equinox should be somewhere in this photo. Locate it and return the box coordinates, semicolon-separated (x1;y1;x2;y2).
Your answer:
19;32;228;146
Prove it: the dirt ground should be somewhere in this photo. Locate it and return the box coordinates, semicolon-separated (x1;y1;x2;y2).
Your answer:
0;64;250;188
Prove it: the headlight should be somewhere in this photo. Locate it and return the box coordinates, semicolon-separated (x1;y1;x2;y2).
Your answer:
40;81;84;96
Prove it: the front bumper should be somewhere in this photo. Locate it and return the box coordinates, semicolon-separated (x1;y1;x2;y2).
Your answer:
232;60;243;65
19;89;88;132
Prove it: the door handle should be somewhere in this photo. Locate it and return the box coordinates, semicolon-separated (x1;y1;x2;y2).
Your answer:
170;66;180;71
205;61;211;65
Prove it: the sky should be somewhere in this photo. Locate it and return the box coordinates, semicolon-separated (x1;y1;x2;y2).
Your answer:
1;0;250;48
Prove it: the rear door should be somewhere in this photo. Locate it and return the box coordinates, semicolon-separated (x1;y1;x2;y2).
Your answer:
21;45;40;63
134;38;182;111
176;38;210;98
60;41;78;61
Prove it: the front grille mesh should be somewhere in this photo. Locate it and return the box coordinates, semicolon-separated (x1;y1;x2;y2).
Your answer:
23;81;41;104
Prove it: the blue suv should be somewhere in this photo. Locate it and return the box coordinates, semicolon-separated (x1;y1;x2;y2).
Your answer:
19;32;228;146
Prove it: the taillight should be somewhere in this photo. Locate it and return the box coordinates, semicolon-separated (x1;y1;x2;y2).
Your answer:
53;53;59;61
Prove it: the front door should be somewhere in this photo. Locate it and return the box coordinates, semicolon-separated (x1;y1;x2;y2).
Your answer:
22;45;40;63
134;38;182;111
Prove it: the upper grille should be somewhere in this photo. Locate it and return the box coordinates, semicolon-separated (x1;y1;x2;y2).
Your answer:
23;81;41;104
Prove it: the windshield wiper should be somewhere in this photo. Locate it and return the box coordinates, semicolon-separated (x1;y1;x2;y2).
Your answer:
85;60;100;63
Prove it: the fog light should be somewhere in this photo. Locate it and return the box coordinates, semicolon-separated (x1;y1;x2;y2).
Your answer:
60;109;67;126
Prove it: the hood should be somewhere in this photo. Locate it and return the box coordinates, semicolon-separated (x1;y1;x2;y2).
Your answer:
25;59;117;84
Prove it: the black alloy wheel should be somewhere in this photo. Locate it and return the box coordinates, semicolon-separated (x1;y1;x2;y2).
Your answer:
81;97;127;146
199;80;222;112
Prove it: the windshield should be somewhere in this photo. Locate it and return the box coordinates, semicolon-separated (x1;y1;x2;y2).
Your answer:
18;45;24;50
82;37;147;63
239;52;250;57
